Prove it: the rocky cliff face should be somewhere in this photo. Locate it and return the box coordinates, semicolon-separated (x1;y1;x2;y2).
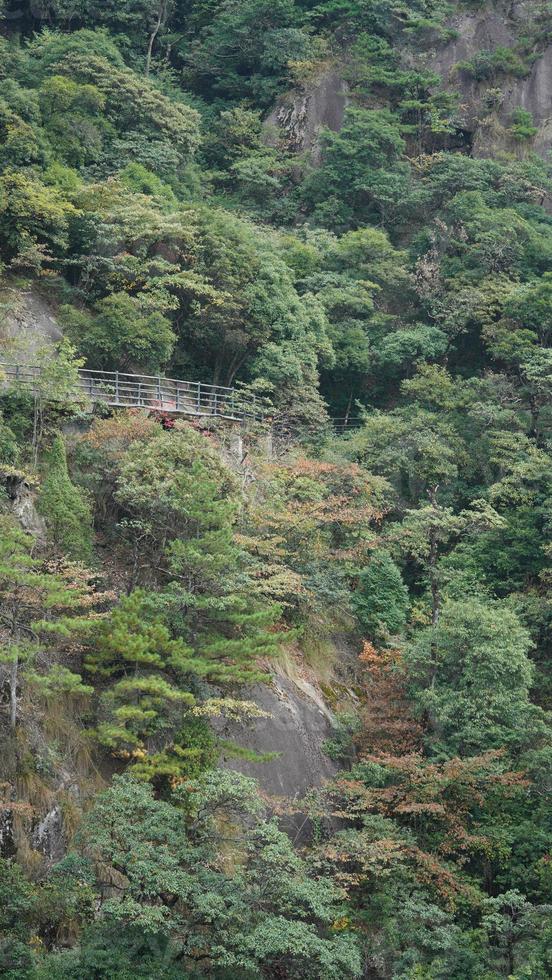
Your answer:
264;67;349;163
266;2;552;164
1;287;62;359
218;655;353;839
415;0;552;159
220;668;337;798
3;475;46;540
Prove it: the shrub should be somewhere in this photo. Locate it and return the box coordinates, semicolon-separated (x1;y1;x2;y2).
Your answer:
38;433;93;562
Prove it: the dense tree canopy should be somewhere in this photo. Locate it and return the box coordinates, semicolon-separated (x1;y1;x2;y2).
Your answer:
0;0;551;976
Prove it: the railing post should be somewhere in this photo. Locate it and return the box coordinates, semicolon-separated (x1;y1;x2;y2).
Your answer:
157;376;162;405
175;383;180;413
197;383;201;415
115;371;119;404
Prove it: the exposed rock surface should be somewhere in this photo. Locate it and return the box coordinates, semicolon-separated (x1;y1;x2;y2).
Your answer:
0;810;15;858
8;479;47;540
264;3;552;163
1;287;62;360
0;469;46;540
419;1;518;80
416;1;552;158
32;805;65;862
220;665;338;801
264;68;349;162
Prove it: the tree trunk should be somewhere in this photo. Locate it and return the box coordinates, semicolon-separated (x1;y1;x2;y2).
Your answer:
507;936;515;977
344;389;353;426
428;487;441;627
145;1;167;77
9;656;18;729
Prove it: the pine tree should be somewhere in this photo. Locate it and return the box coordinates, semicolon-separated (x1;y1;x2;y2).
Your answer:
85;588;279;785
352;549;409;640
85;589;196;763
0;517;95;729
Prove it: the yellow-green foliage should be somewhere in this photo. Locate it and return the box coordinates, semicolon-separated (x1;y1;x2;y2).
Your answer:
38;433;93;562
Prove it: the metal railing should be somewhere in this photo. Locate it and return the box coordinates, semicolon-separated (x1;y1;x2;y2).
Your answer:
0;364;258;423
0;363;367;435
331;417;364;434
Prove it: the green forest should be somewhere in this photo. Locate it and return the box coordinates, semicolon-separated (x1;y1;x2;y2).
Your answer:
0;0;551;976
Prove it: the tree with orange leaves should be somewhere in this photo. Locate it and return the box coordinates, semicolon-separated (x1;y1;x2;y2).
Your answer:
356;641;423;756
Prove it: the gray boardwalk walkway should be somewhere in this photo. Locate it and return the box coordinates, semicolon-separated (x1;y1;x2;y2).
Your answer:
0;362;365;433
0;363;257;423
